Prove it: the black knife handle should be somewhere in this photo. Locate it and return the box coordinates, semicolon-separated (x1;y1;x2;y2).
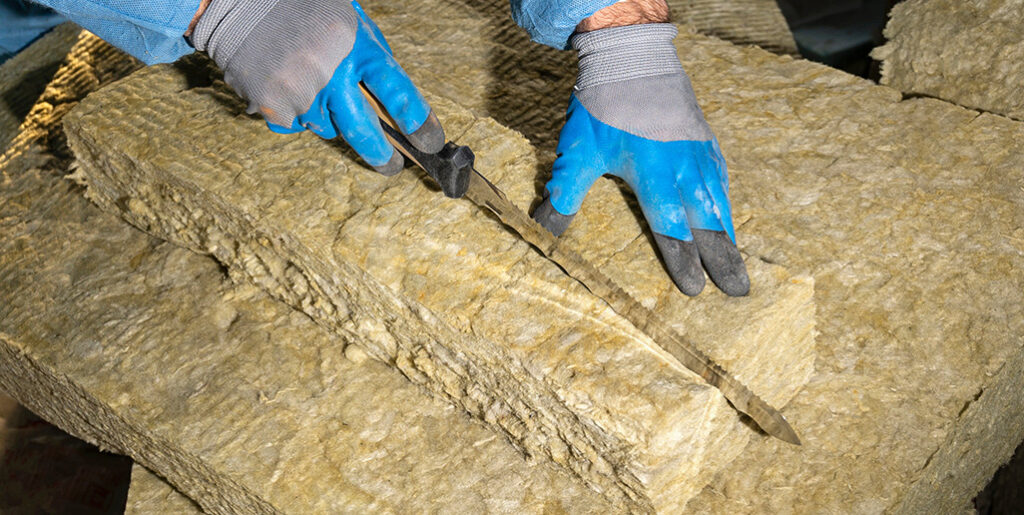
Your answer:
378;121;472;199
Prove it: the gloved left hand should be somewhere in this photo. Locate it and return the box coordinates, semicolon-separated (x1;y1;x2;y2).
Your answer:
190;0;444;176
532;23;749;297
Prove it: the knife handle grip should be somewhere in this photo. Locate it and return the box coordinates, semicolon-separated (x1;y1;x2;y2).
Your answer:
358;83;471;198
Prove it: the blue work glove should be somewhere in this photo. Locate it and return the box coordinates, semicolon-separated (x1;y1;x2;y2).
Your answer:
532;24;749;296
190;0;444;176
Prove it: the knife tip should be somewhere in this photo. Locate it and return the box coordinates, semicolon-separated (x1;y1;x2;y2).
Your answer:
771;414;802;446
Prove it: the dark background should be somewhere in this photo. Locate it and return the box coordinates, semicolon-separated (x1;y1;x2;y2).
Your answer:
777;0;901;79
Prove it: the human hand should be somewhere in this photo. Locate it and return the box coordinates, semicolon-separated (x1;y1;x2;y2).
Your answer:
533;23;749;296
190;0;443;175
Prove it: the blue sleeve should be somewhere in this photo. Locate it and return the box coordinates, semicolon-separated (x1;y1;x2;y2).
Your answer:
29;0;201;64
509;0;619;49
1;1;66;60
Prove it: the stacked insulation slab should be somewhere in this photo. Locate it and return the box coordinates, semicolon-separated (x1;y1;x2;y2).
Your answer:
0;31;615;515
874;0;1024;121
1;17;815;515
2;0;1024;512
63;22;817;515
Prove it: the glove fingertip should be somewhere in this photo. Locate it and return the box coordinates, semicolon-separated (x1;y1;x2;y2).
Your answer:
692;229;750;297
653;233;706;297
406;111;446;155
370;148;405;176
532;197;576;237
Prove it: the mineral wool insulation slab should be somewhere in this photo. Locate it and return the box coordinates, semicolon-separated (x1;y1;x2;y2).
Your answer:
0;32;612;514
68;6;1024;514
1;27;814;515
0;157;612;514
125;465;201;515
66;52;815;511
674;27;1022;515
874;0;1024;122
370;7;1024;510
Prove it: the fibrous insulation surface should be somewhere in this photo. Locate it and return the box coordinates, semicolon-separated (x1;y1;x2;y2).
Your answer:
66;51;815;512
874;0;1024;121
674;25;1024;515
126;465;202;514
0;38;614;511
69;1;1024;511
0;163;612;514
0;25;814;515
6;0;1023;512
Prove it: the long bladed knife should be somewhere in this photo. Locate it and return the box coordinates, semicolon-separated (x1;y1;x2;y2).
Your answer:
360;87;800;445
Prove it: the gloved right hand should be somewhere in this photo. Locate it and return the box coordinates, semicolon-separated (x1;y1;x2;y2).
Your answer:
189;0;444;176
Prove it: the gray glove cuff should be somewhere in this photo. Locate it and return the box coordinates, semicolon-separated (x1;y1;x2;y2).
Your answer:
191;0;279;65
571;23;684;90
186;0;359;127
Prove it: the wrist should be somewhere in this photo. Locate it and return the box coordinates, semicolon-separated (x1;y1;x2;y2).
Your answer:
185;0;212;38
577;0;669;32
572;24;682;89
190;0;286;64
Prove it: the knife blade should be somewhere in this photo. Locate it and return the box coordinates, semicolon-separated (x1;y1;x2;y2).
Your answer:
359;86;800;445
